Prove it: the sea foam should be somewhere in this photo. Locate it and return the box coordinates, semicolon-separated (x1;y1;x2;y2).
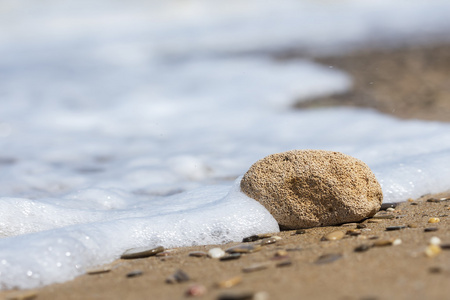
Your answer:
0;180;278;288
1;0;450;290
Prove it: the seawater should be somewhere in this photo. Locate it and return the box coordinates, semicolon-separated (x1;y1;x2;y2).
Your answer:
1;0;450;289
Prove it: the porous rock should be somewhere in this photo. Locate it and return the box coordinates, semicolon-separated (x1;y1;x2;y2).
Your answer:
240;150;383;229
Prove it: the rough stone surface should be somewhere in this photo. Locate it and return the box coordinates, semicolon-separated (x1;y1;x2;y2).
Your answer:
240;150;383;229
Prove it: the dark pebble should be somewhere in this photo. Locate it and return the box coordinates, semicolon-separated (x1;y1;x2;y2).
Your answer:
346;229;362;236
385;225;407;231
429;266;442;274
276;261;292;268
286;247;302;252
166;269;190;284
220;253;242;261
217;292;254;300
242;235;259;242
315;253;342;265
354;245;371;252
424;227;439;232
189;251;208;257
427;198;441;203
295;229;306;235
380;203;397;210
440;243;450;250
410;202;419;206
357;224;367;229
126;270;143;278
242;233;272;242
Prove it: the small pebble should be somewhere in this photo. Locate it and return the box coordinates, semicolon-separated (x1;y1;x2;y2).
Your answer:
166;269;190;284
407;223;418;228
258;237;278;245
354;244;371;252
380;203;397;210
427;197;450;203
385;225;406;231
386;207;395;212
295;229;306;235
341;223;358;227
286;247;302;252
226;244;262;254
424;227;439;232
429;236;442;246
392;239;403;246
346;229;362;236
373;238;401;247
86;266;112;275
429;266;442;274
274;250;288;257
126;270;143;278
315;253;342;264
242;262;270;273
216;276;242;288
424;245;442;258
208;248;226;259
427;198;441;203
242;233;272;242
276;260;292;268
440;244;450;250
189;251;208;257
217;292;253;300
357;224;367;229
121;246;164;259
220;253;242;261
428;217;440;223
186;284;207;297
322;231;345;241
410;202;419;206
372;213;395;219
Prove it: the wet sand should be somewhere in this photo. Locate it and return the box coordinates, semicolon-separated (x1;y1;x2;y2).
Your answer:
3;43;450;300
294;43;450;122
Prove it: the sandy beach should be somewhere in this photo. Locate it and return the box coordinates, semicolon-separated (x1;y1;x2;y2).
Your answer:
3;43;450;300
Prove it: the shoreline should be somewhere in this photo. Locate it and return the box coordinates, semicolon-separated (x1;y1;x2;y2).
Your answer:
3;43;450;300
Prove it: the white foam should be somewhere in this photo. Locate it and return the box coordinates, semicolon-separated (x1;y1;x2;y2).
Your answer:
0;180;278;288
1;0;450;290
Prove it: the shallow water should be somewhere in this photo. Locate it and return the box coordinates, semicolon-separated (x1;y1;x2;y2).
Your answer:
1;0;450;289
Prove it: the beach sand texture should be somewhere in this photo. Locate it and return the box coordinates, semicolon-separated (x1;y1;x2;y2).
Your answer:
3;43;450;300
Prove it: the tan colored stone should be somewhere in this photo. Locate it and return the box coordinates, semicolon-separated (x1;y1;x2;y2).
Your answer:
240;150;383;229
322;230;345;241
